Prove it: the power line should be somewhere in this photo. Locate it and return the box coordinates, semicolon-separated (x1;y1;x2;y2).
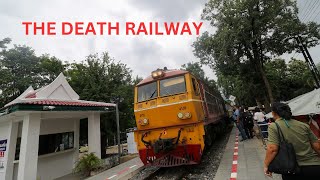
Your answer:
302;0;318;22
300;0;314;22
311;6;320;22
303;0;320;22
299;0;309;13
302;0;317;21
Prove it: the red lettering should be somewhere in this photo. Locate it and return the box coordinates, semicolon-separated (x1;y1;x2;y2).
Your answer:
33;22;45;35
149;22;153;35
85;22;96;35
180;22;191;35
97;22;106;35
164;22;180;35
47;22;56;35
22;22;32;35
126;22;136;35
108;22;119;35
137;22;148;35
155;22;163;35
62;22;73;35
75;22;84;35
193;22;203;35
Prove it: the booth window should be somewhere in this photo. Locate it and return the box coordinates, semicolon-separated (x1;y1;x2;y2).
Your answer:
15;132;74;160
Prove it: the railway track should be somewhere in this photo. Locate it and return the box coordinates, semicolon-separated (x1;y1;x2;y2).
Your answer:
131;126;232;180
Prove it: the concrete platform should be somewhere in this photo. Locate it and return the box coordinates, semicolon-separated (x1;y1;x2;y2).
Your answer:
214;127;282;180
86;157;144;180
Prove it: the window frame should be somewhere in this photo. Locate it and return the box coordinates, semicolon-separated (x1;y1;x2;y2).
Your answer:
159;75;187;97
15;131;75;160
137;81;158;103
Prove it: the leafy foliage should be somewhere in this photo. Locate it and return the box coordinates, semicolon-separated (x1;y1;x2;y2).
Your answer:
217;58;315;106
66;53;136;147
0;43;41;106
181;62;218;91
73;153;103;177
193;0;320;109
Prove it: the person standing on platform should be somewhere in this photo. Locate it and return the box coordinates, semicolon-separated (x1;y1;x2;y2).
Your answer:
264;102;320;180
234;105;247;141
254;107;268;138
242;107;254;139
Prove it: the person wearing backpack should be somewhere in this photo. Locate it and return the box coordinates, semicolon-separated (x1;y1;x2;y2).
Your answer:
242;106;254;139
264;102;320;180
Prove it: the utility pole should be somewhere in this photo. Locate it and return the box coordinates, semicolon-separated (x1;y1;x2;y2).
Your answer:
294;35;320;88
116;103;121;164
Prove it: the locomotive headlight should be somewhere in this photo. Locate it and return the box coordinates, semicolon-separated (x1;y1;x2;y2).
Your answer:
139;118;149;125
143;118;148;124
177;112;184;119
152;72;158;78
151;70;165;79
178;112;192;119
184;112;192;118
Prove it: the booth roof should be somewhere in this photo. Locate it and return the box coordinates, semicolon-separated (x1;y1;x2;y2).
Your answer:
7;99;116;107
0;73;116;115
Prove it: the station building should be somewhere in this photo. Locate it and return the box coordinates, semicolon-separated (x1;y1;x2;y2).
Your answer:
0;73;115;180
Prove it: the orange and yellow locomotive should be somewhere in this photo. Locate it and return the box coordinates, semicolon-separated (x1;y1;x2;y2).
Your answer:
134;68;227;167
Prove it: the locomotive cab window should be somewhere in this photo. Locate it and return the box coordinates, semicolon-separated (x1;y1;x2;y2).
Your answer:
138;82;158;102
192;78;200;96
160;76;186;96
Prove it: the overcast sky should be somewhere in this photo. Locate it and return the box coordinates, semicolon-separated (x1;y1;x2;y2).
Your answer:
0;0;319;80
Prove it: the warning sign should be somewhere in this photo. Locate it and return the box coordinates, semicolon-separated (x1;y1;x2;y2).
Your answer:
0;139;6;171
0;139;7;152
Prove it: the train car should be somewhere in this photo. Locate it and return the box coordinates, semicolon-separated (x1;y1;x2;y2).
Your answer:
134;68;228;167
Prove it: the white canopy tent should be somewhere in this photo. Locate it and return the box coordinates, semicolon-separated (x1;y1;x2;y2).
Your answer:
287;88;320;116
264;88;320;119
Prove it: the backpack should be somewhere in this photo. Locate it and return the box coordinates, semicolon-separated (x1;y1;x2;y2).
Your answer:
243;111;254;126
268;122;300;174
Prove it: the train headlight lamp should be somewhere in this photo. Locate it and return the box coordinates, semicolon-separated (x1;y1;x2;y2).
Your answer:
178;112;192;119
177;112;184;119
139;118;149;125
151;70;164;79
143;118;148;124
185;112;192;118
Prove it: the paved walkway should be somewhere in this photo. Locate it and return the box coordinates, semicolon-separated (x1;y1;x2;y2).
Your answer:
214;127;282;180
86;157;143;180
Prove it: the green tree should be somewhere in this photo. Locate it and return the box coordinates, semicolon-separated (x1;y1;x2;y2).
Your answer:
264;58;288;101
39;54;68;85
181;62;206;80
0;38;68;107
193;0;320;110
67;53;135;146
0;43;42;107
286;58;314;97
181;62;218;91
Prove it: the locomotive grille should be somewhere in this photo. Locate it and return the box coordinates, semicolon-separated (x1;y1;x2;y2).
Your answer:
150;154;197;167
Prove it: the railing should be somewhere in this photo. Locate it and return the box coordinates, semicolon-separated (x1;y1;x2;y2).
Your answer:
255;121;271;149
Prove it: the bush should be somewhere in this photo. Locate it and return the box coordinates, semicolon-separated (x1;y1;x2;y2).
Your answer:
73;153;103;177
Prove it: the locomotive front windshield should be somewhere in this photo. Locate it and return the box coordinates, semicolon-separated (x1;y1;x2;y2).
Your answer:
138;82;157;102
160;76;186;96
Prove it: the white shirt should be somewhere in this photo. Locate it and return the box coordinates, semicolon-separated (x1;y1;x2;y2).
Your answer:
254;112;265;122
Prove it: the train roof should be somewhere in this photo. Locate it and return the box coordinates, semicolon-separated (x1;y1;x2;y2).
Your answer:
136;69;188;86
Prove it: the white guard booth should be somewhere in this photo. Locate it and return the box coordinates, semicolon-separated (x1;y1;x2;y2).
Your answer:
0;73;116;180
